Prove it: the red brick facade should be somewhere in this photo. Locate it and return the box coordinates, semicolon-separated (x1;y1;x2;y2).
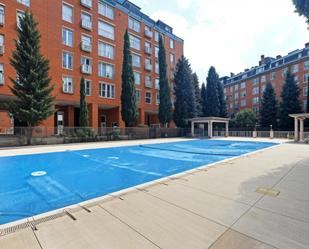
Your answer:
0;0;183;131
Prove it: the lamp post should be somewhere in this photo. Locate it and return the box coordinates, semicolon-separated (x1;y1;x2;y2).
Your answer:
270;125;274;139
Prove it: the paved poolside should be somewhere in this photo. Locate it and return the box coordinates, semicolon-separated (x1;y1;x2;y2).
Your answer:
0;138;308;249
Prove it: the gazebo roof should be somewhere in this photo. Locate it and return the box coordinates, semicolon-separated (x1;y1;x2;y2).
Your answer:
289;113;309;119
190;117;230;123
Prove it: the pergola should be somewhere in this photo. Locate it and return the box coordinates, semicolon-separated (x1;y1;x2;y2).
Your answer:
289;113;309;142
190;117;230;138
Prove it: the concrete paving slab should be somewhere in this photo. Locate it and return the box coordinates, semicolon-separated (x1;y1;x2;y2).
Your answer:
101;191;227;249
209;229;277;249
233;207;309;249
0;228;41;249
147;183;251;226
35;206;159;249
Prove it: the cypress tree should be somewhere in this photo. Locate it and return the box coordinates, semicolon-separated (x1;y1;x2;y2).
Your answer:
200;83;207;116
121;29;138;127
279;70;302;129
259;83;277;128
217;79;227;117
158;35;172;127
192;73;202;116
205;66;220;117
9;12;54;145
173;56;197;127
79;76;89;127
306;77;309;112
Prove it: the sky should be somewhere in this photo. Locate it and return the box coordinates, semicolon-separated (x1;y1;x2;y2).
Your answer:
133;0;309;83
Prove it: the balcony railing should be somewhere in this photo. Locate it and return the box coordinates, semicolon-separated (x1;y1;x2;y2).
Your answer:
81;64;92;74
80;0;92;8
145;30;152;39
145;64;152;71
145;47;152;55
81;42;91;52
81;19;92;30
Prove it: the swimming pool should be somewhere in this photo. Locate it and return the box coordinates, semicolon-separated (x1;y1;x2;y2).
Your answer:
0;139;276;225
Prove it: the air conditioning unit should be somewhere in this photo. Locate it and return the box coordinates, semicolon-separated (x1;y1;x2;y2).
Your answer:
0;45;4;55
81;19;92;30
81;64;92;74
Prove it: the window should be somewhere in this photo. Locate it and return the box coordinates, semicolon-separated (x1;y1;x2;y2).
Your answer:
145;91;151;104
133;71;141;85
252;77;259;85
256;67;263;74
261;75;266;83
0;35;4;54
145;75;151;87
98;21;114;40
156;93;160;105
145;41;151;54
240;82;246;89
304;61;309;70
17;0;30;6
293;64;299;73
132;54;141;68
234;92;238;100
282;67;288;77
128;17;140;32
155;46;159;58
85;79;91;96
270;72;276;80
170;39;174;49
0;63;3;84
62;28;73;47
98;62;114;79
16;11;25;29
81;12;92;30
136;90;141;103
304;87;308;97
98;42;114;59
294;75;299;84
170;53;175;65
81;0;92;8
62;4;73;23
62;51;73;69
81;35;92;52
252;87;259;95
81;56;92;74
145;26;152;38
234;84;239;91
129;35;141;50
252;97;259;105
155;62;159;74
62;76;73;93
0;6;4;25
145;58;152;71
154;31;160;42
304;73;309;84
98;1;114;20
99;82;115;99
240;91;246;98
240;99;246;107
155;78;160;89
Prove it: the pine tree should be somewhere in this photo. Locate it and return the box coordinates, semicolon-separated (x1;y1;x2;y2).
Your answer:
279;70;302;129
9;12;54;145
158;35;172;127
293;0;309;24
217;79;227;117
205;66;220;117
192;73;202;116
259;83;277;128
121;29;138;127
79;76;89;127
173;56;197;127
306;77;309;112
200;83;207;116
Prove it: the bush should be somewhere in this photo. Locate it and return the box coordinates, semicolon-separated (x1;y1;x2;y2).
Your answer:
230;109;257;129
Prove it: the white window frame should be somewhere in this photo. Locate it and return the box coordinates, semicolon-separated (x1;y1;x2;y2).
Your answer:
98;1;114;20
128;17;141;32
98;20;115;40
62;51;73;70
99;82;115;99
85;79;92;96
62;27;73;47
98;41;114;59
98;62;114;79
62;3;73;23
62;76;73;93
145;91;152;104
132;54;141;68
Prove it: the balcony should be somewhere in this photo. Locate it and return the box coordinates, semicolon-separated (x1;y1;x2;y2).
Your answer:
81;64;92;74
145;30;152;39
81;42;91;52
0;45;4;55
0;74;4;85
145;47;152;55
0;14;4;26
145;64;152;72
81;19;92;30
80;0;92;8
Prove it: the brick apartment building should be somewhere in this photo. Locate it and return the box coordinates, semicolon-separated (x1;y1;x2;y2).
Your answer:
0;0;183;132
222;43;309;117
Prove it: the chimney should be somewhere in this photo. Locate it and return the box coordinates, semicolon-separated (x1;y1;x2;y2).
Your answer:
276;55;282;59
230;72;235;77
305;42;309;48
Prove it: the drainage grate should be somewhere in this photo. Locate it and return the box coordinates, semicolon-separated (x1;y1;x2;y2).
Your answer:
256;187;280;197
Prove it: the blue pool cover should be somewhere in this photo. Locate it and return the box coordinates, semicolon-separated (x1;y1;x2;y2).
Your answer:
0;139;276;225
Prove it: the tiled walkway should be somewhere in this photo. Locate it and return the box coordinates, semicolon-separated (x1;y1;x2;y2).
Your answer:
0;139;308;249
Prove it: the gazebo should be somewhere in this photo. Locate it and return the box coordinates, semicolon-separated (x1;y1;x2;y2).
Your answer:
190;117;230;138
289;113;309;142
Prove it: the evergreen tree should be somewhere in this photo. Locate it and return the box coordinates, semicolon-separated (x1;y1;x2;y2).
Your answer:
192;73;202;116
121;29;138;127
231;109;257;129
306;77;309;112
259;83;277;128
9;12;54;145
200;83;207;116
279;70;302;129
217;79;227;117
293;0;309;24
205;66;220;117
173;56;197;127
158;35;172;127
79;76;89;127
